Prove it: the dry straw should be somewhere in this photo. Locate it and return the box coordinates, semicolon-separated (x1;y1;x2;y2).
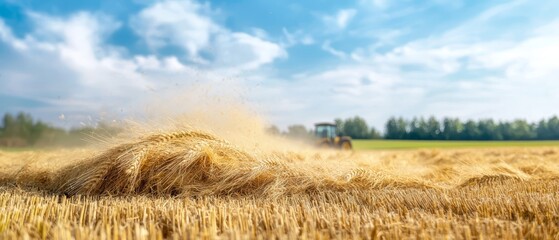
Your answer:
0;128;556;198
1;128;559;239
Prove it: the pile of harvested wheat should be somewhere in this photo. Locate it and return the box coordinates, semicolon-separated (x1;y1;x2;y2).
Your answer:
1;129;558;199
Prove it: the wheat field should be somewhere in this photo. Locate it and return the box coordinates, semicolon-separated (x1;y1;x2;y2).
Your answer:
1;126;558;239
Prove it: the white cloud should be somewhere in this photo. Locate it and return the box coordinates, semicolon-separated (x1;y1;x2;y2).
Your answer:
471;20;559;80
331;2;559;126
0;0;288;125
322;9;357;30
134;55;188;72
22;12;145;88
282;28;315;47
321;40;347;59
131;0;217;63
131;0;286;72
0;11;216;125
348;0;559;79
212;32;286;72
367;0;388;8
301;36;314;45
255;1;559;129
357;17;559;82
336;9;357;29
1;0;557;131
248;65;411;129
0;19;27;50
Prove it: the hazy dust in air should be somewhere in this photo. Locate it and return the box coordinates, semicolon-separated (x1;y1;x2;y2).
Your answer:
1;85;559;198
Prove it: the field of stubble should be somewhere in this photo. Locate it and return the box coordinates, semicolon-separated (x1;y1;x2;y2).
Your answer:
0;130;558;239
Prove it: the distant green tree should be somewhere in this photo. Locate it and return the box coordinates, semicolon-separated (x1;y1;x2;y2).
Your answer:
537;119;550;140
1;112;36;145
409;117;430;140
498;122;513;140
461;120;481;140
426;116;441;140
29;121;51;145
546;116;559;139
342;116;370;139
384;117;398;139
1;113;14;134
442;118;463;140
382;115;559;140
369;127;382;139
2;113;19;137
2;113;21;145
408;118;419;139
0;112;123;147
385;117;408;139
334;118;344;136
478;119;502;140
509;120;536;140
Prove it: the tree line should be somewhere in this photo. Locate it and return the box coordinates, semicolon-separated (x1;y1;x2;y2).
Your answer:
0;112;120;147
272;116;382;140
277;115;559;141
4;112;559;147
385;116;559;140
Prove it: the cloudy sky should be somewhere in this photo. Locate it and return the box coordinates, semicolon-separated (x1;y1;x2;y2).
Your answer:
0;0;558;130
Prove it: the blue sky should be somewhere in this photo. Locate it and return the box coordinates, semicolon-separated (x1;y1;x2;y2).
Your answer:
0;0;558;130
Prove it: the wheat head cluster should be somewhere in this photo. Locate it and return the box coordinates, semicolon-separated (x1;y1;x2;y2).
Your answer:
0;128;558;239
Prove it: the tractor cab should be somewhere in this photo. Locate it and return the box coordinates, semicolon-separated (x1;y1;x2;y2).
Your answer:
315;122;337;139
314;122;353;150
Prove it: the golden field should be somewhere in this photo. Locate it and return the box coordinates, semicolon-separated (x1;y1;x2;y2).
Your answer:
1;128;558;239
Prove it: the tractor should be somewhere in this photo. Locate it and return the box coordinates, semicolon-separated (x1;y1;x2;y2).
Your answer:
314;122;353;150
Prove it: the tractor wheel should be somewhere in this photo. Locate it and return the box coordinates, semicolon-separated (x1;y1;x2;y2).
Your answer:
341;141;352;150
